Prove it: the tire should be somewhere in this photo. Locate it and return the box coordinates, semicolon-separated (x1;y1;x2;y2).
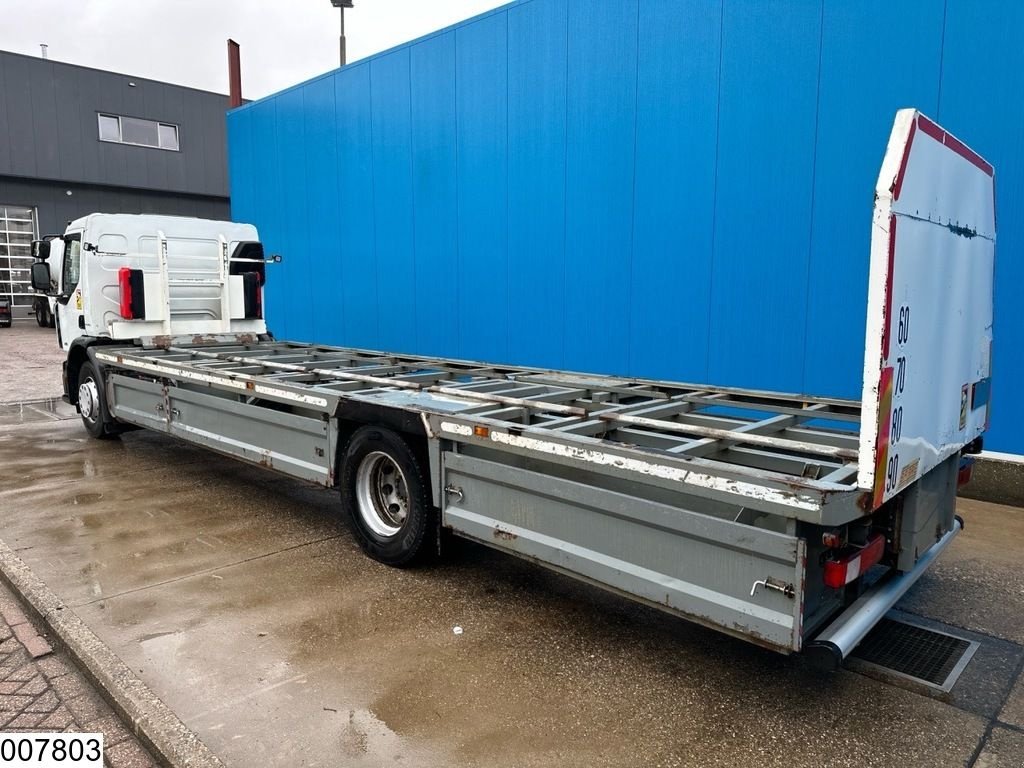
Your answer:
340;425;435;567
35;302;48;328
47;306;56;328
77;360;119;439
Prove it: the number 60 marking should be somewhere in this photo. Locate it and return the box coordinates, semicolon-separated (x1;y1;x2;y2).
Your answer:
897;305;910;345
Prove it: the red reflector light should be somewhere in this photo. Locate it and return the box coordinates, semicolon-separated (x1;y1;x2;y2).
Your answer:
958;460;974;488
118;268;147;319
118;267;133;319
824;534;885;589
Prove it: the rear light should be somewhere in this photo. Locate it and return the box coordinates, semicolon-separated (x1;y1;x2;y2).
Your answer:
242;272;262;319
958;457;975;488
824;533;885;589
821;530;845;549
118;267;130;317
118;267;146;319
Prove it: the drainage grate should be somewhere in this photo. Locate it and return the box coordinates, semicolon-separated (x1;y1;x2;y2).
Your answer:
851;617;979;692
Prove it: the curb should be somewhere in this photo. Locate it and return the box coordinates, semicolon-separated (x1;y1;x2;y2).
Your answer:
0;539;224;768
959;454;1024;508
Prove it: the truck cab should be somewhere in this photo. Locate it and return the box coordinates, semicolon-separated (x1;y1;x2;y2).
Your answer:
30;213;272;406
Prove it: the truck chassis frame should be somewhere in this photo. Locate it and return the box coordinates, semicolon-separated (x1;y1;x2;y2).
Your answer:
91;337;946;658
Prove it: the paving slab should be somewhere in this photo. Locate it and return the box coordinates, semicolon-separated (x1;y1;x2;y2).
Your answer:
0;416;1003;767
900;497;1024;646
850;610;1024;721
998;673;1024;729
974;726;1024;768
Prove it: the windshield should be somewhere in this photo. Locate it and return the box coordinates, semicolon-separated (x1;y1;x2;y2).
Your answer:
61;236;81;294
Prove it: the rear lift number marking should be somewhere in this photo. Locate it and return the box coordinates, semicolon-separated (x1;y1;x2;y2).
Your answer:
897;305;911;345
886;304;911;494
895;356;907;394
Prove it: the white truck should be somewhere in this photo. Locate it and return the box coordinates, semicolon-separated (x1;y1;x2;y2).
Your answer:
30;110;994;666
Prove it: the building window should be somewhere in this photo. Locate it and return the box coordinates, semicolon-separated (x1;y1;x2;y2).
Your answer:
97;113;179;151
0;205;38;315
97;114;120;142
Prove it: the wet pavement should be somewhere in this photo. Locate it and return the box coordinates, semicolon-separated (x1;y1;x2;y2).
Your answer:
1;405;1023;768
0;324;65;404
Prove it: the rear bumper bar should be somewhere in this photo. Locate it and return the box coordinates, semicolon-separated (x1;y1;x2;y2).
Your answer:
806;516;963;669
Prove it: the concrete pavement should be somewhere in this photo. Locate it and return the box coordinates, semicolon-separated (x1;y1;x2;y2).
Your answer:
1;407;1023;767
0;323;64;403
3;323;1024;767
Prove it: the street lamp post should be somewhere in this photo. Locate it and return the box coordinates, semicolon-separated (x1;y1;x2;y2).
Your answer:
329;0;354;67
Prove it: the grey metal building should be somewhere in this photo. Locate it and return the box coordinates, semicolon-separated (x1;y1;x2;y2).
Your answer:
0;50;231;320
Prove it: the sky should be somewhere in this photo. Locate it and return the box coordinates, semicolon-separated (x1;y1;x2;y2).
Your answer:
0;0;510;99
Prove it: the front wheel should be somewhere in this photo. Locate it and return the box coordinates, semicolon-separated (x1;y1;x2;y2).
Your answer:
77;360;119;439
340;426;435;567
35;303;48;327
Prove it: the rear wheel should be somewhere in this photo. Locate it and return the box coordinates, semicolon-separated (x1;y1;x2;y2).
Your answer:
340;426;434;566
77;360;119;439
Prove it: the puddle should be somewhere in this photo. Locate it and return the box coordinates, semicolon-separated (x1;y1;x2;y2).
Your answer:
69;492;104;506
0;398;78;424
337;709;406;761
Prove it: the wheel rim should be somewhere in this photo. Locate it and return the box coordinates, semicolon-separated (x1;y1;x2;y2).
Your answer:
78;378;99;424
354;451;410;537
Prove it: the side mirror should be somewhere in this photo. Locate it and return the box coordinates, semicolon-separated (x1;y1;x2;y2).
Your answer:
31;239;51;260
31;262;51;293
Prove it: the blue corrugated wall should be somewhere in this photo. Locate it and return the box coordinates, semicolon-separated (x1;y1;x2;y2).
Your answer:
228;0;1024;455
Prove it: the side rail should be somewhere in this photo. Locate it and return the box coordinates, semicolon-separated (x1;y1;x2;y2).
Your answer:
441;448;808;653
103;368;339;486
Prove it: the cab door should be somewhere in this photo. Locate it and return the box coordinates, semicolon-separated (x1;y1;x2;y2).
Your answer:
55;232;84;352
43;235;62;328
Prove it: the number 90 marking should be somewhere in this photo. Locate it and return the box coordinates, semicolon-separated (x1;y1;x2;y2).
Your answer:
885;453;901;493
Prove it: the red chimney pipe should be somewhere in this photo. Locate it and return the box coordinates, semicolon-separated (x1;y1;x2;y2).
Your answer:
227;39;242;108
